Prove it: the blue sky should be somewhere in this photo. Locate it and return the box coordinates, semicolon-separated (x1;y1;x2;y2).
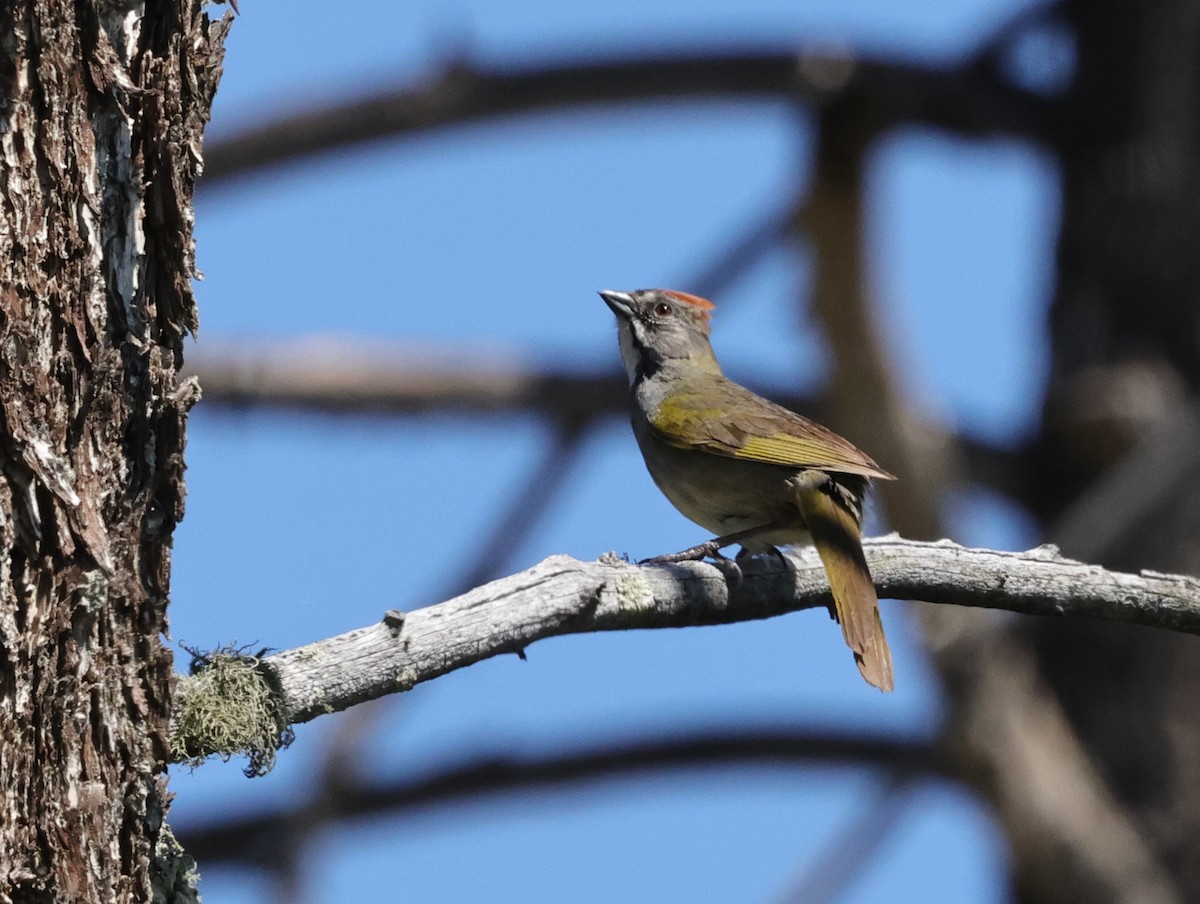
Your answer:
168;0;1055;900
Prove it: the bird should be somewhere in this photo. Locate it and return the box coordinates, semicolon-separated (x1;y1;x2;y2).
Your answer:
600;287;895;691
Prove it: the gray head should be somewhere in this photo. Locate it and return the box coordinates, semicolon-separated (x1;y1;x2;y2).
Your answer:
599;288;720;385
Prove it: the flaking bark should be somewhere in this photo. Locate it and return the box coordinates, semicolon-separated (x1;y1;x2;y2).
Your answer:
0;2;229;901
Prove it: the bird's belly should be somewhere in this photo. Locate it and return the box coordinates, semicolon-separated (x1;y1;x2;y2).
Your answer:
634;427;809;548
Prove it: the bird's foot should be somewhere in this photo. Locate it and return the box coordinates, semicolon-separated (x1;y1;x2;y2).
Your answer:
642;541;743;587
708;550;744;587
641;539;725;565
735;545;783;563
735;545;790;569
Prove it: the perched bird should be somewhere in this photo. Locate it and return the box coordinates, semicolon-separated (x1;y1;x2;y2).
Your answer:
600;288;895;691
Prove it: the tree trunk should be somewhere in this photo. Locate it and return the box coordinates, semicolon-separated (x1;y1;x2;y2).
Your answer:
0;2;229;901
1033;0;1200;898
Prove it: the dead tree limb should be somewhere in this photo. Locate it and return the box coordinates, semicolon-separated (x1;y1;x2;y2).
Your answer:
173;537;1200;758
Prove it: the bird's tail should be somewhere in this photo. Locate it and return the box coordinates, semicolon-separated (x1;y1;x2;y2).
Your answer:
795;476;894;692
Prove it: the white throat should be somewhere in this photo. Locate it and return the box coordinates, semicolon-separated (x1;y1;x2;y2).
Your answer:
616;320;641;386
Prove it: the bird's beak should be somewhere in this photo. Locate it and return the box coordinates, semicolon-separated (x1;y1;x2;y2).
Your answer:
599;289;635;320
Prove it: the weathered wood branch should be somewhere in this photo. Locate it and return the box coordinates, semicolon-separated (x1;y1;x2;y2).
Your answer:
173;537;1200;763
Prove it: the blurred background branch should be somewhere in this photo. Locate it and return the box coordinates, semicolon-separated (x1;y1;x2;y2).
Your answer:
184;339;1026;503
202;44;1052;189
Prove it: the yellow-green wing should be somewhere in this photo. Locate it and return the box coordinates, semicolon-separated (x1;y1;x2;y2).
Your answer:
649;376;893;480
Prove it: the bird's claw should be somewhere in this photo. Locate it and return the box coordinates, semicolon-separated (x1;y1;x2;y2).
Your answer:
641;541;743;587
707;550;743;588
735;545;788;567
640;539;724;565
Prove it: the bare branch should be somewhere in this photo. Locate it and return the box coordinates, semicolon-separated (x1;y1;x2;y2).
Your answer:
173;537;1200;745
183;339;623;417
201;48;1049;189
184;338;1026;500
178;724;939;867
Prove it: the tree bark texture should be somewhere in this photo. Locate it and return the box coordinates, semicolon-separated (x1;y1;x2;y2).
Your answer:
1033;0;1200;899
0;2;228;901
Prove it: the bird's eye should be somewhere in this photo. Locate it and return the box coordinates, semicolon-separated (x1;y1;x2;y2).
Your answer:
653;301;673;317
